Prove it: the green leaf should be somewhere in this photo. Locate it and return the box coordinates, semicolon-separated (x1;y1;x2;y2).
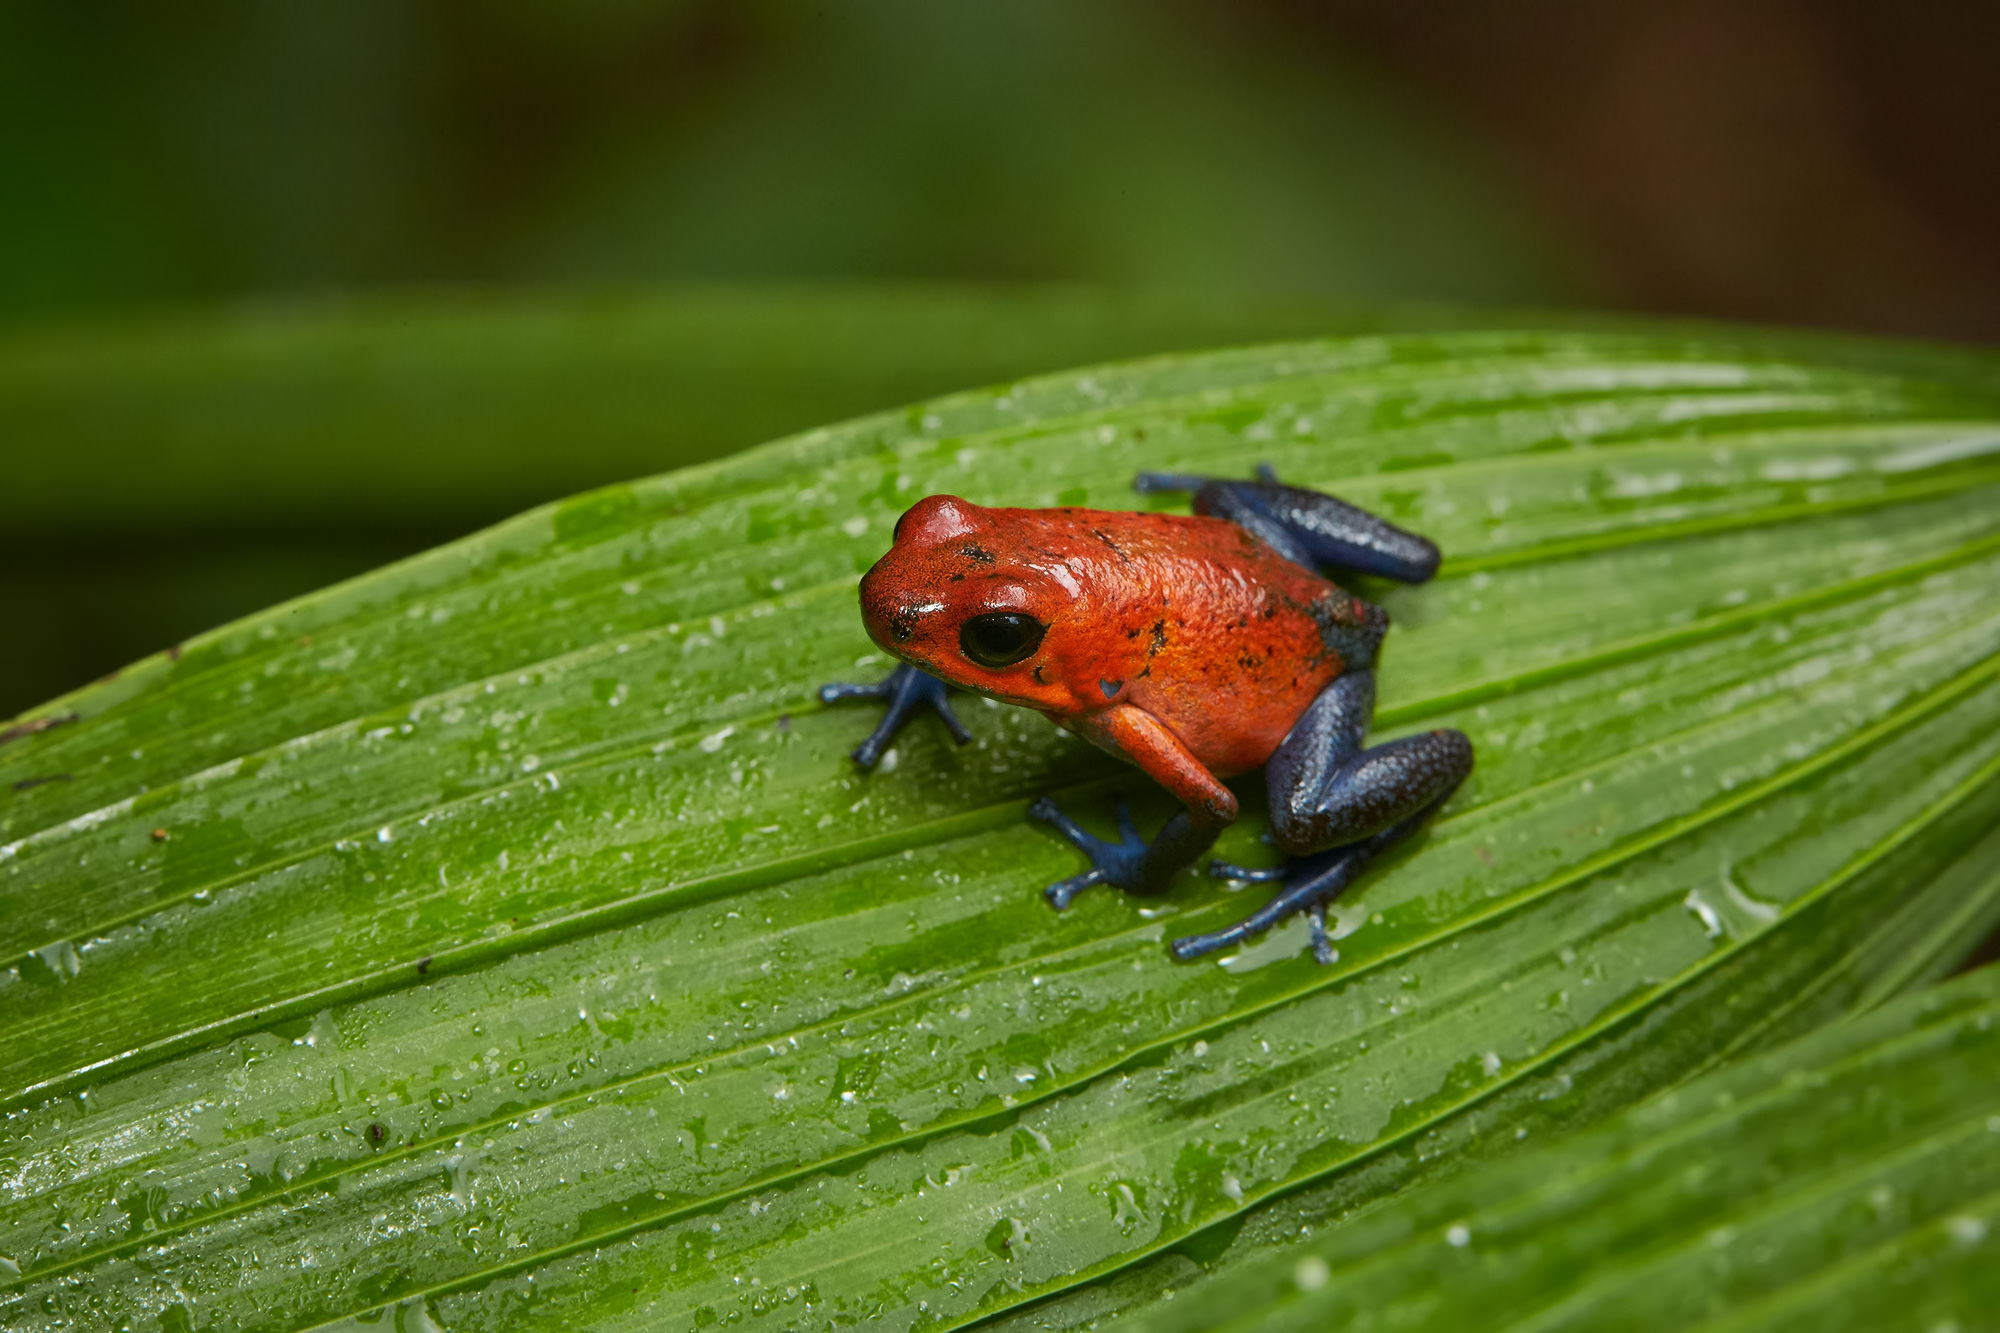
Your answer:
3;328;1999;1330
1126;962;2000;1332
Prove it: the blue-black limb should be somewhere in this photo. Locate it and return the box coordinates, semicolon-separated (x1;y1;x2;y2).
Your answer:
1265;671;1473;853
817;663;971;769
1134;465;1440;583
1170;804;1436;963
1029;795;1221;908
1170;668;1472;964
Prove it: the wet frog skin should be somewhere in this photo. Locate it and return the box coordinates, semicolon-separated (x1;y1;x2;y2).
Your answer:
820;469;1473;962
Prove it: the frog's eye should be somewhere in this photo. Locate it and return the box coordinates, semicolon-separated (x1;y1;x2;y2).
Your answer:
959;612;1045;668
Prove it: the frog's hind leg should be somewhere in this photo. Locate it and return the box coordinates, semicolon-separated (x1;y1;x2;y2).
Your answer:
1134;465;1439;583
1171;816;1431;963
1170;669;1471;963
818;663;972;769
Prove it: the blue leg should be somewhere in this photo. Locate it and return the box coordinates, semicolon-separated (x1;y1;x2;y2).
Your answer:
1134;465;1440;583
1029;795;1221;907
1174;670;1472;963
818;663;972;769
1173;804;1442;962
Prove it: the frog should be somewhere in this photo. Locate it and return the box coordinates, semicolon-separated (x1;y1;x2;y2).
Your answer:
818;467;1472;963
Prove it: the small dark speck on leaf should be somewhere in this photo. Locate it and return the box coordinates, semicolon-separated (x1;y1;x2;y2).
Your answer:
167;644;184;662
12;774;74;792
416;956;433;975
367;1123;386;1145
151;828;169;842
775;713;792;733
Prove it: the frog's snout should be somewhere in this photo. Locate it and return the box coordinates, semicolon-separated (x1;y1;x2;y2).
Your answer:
856;558;937;659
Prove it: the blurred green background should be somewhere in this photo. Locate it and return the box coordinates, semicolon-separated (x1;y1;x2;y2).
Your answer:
4;0;1997;715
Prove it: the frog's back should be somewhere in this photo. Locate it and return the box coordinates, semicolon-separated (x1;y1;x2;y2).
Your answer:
1022;506;1375;776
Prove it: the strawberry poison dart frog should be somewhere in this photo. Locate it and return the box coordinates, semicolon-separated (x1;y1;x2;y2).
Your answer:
819;468;1473;963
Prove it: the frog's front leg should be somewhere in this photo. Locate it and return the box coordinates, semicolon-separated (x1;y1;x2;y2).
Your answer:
1029;704;1237;908
818;663;972;769
1170;669;1472;962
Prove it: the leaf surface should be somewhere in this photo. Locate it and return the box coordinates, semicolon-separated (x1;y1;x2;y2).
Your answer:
2;329;1999;1330
1128;963;2000;1333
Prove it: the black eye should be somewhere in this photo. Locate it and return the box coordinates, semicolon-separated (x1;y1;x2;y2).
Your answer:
959;612;1045;668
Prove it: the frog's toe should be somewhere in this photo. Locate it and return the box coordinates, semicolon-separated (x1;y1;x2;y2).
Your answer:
1206;858;1289;883
1170;846;1361;962
1133;464;1280;495
1113;798;1144;844
1026;795;1092;845
1043;868;1106;911
817;680;890;704
819;663;971;769
1131;471;1212;495
1029;795;1151;906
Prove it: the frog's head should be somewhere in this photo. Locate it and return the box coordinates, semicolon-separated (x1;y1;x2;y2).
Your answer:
858;495;1085;713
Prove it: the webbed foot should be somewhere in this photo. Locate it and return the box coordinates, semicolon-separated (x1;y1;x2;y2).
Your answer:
818;663;971;769
1172;847;1366;963
1028;796;1156;908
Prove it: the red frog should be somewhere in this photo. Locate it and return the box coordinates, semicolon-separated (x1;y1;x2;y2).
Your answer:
820;468;1473;962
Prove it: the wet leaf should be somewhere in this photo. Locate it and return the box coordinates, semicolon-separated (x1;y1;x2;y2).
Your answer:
3;328;1999;1330
1128;963;2000;1332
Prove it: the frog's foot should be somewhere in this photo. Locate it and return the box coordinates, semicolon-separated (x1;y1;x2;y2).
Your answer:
1171;847;1364;964
1132;463;1279;494
1172;774;1455;963
817;663;971;769
1028;796;1155;909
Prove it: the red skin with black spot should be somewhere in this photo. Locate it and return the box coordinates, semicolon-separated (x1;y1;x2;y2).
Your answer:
860;495;1375;821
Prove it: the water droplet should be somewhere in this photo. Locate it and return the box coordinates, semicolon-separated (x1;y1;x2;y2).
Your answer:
1948;1215;1988;1247
1683;890;1724;940
1719;864;1780;924
29;940;81;981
